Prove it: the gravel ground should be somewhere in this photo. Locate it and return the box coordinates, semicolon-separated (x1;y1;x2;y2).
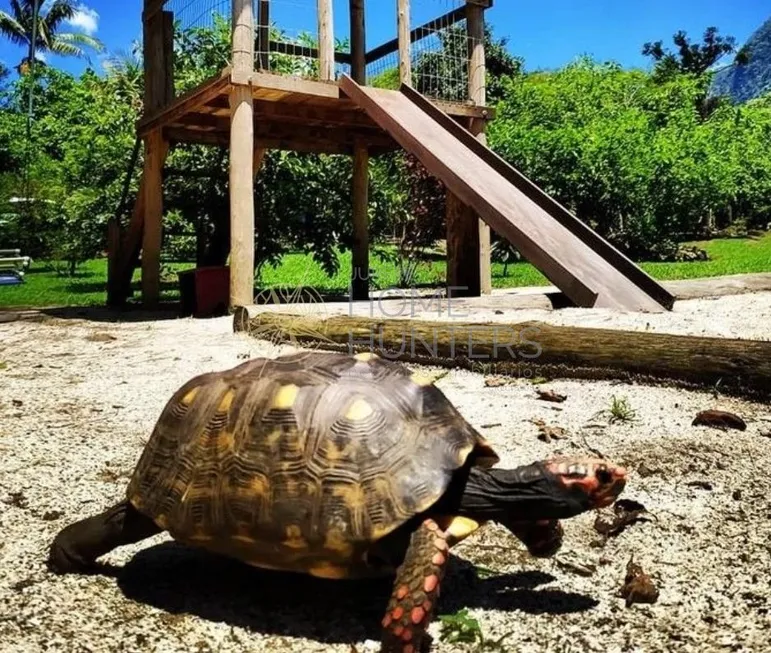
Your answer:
1;308;770;653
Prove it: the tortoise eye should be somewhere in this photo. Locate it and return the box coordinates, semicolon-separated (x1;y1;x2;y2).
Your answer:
596;467;613;485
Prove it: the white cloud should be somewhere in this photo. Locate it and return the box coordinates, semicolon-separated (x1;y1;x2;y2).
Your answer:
65;5;100;36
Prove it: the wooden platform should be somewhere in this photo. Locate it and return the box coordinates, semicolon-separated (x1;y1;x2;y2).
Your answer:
136;68;495;155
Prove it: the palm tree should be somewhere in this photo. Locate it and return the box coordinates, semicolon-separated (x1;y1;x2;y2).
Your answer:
0;0;104;73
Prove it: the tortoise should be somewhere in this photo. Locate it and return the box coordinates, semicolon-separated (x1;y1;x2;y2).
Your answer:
48;351;627;652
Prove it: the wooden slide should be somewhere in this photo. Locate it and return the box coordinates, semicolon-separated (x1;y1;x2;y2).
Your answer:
340;75;675;313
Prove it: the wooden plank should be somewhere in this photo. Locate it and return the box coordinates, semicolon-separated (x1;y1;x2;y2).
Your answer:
137;68;232;135
349;0;366;83
247;71;340;98
398;83;675;310
141;129;165;306
366;6;466;65
233;312;771;399
317;0;335;81
257;0;270;70
340;76;667;311
430;98;494;120
165;126;395;155
351;142;369;300
398;0;411;85
229;84;256;308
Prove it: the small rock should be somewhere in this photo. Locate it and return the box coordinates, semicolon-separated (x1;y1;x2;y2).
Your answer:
531;418;568;443
637;462;661;477
484;375;511;387
42;510;63;521
555;552;596;577
619;557;659;608
594;499;653;537
11;399;23;407
732;489;742;501
692;410;747;431
86;332;117;343
686;480;713;491
536;389;567;403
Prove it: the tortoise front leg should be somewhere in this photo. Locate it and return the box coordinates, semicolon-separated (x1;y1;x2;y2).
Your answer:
381;518;449;653
47;500;161;574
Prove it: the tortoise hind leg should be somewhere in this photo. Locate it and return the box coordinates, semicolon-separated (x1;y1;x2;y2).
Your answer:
47;500;160;575
380;518;449;653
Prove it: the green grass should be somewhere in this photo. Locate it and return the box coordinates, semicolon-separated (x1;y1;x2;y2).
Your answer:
1;233;769;309
0;260;194;309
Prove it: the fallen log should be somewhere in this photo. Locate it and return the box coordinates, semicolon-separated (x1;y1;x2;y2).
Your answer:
233;307;771;398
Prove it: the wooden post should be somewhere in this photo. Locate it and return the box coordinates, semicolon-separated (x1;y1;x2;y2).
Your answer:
317;0;334;81
140;1;173;306
467;1;491;294
351;142;369;301
397;0;411;85
445;1;490;298
141;129;165;305
230;0;256;308
350;0;366;84
257;0;270;71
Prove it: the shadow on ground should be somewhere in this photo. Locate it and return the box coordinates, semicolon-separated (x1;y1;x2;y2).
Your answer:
106;542;597;646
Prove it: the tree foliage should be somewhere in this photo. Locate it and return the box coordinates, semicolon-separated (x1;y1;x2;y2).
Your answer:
0;0;104;71
488;58;771;257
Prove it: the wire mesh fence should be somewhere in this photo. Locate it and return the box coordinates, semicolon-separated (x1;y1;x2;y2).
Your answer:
162;0;474;95
365;0;475;103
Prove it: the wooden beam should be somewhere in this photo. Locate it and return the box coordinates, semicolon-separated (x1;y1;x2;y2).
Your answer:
245;71;340;97
138;68;232;135
349;0;366;83
257;0;270;70
230;86;255;308
230;0;256;309
141;129;166;306
317;0;334;81
143;0;167;20
446;191;481;297
233;312;771;400
366;6;466;65
143;8;168;114
351;142;369;300
232;0;255;75
398;0;411;85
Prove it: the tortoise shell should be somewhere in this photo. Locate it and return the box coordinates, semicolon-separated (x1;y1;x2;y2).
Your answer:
126;351;498;578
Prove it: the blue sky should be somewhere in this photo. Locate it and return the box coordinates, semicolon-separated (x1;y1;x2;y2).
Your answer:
0;1;768;77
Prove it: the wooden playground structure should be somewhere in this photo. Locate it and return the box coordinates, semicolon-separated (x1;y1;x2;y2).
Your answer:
108;0;675;313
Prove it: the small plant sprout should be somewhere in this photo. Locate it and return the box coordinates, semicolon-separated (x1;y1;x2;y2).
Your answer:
608;395;637;424
439;609;514;651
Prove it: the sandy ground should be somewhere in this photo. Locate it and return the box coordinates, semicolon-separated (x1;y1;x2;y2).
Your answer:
1;304;770;653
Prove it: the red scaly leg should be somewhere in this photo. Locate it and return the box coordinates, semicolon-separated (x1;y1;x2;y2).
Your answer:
380;518;449;653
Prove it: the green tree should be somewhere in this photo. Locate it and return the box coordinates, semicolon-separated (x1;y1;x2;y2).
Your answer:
643;27;749;79
0;0;104;72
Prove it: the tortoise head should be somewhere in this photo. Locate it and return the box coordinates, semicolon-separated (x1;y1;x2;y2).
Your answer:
460;456;628;525
543;457;627;510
